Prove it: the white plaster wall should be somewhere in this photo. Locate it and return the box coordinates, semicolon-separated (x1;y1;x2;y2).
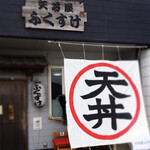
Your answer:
140;49;150;128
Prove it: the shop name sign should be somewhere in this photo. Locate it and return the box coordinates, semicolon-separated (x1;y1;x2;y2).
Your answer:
22;0;87;32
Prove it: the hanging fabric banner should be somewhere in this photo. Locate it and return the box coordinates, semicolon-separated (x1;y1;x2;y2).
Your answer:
64;59;149;148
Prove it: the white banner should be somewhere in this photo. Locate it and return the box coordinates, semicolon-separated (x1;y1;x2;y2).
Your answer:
64;59;149;148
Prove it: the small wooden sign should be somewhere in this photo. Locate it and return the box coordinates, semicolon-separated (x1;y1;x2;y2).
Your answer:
8;104;14;120
22;0;87;32
0;105;3;115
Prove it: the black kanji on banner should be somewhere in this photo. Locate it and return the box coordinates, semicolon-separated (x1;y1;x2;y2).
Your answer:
81;70;132;131
81;71;130;99
83;95;132;130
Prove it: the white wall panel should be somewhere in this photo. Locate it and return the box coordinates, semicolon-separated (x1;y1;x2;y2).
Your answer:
141;49;150;129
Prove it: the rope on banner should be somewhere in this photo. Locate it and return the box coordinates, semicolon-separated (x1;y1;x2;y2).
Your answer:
108;145;113;150
102;44;105;60
117;45;121;60
82;43;86;59
137;48;141;60
128;143;133;150
58;42;65;58
88;146;91;150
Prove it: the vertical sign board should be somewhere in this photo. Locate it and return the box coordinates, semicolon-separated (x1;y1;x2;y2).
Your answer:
64;59;150;148
22;0;87;32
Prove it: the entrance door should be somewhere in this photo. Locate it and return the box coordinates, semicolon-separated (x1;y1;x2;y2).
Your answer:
0;79;28;150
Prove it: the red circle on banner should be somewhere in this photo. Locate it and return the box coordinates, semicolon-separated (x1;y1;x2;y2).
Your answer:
69;63;140;140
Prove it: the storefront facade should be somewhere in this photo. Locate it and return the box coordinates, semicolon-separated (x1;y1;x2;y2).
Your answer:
0;0;150;150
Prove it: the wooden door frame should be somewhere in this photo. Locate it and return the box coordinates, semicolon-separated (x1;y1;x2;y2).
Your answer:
0;78;30;81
